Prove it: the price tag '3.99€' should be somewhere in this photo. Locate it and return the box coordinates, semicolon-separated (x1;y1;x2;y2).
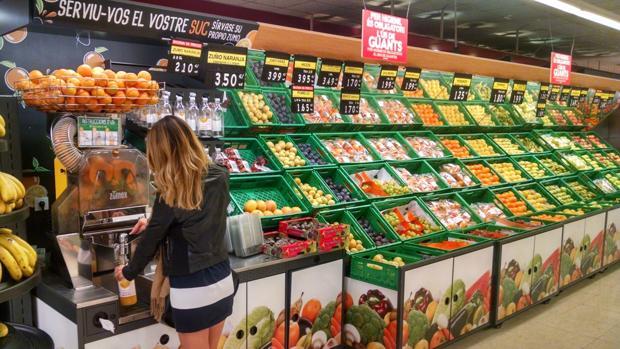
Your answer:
204;44;248;89
261;51;290;83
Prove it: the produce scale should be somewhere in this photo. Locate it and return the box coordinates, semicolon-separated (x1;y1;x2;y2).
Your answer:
0;1;619;349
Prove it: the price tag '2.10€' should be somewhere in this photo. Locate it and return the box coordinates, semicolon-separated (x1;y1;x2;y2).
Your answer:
204;44;247;89
167;38;203;77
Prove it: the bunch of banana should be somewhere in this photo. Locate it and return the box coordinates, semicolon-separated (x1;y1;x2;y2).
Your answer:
0;322;7;338
0;172;25;214
0;228;37;281
0;114;5;137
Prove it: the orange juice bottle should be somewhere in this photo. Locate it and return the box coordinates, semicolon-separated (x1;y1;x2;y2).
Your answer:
117;233;137;306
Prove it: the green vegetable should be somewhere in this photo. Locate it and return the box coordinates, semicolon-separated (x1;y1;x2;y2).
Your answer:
407;310;429;346
433;279;466;325
346;305;385;344
312;301;336;337
224;306;275;349
528;254;543;286
560;252;575;278
605;232;617;256
580;235;591;253
502;277;517;308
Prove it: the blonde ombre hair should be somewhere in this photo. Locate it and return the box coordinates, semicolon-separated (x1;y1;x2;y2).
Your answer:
146;115;208;210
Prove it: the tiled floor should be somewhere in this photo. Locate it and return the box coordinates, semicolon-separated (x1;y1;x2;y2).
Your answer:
450;263;620;349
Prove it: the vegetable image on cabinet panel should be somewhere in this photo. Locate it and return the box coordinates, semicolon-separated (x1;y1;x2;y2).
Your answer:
560;219;585;287
402;258;454;349
582;213;606;274
217;283;247;349
344;277;397;349
450;246;493;338
289;260;344;349
531;228;563;302
496;236;535;321
604;208;620;266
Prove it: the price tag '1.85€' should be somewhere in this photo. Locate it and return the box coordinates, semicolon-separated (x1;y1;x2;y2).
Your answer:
204;44;247;89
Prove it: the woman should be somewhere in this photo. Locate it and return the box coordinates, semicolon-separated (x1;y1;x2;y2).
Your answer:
115;115;232;349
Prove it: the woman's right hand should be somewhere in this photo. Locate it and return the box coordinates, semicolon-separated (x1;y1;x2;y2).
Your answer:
130;217;149;235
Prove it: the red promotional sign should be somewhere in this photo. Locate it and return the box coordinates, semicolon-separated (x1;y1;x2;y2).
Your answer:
550;52;572;85
361;9;408;63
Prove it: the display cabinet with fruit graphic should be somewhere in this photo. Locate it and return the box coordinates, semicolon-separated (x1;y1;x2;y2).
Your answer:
218;283;248;349
558;215;605;288
582;213;606;275
496;236;535;321
531;228;563;302
603;207;620;266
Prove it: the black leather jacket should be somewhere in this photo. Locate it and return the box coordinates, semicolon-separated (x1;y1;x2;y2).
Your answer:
123;164;230;280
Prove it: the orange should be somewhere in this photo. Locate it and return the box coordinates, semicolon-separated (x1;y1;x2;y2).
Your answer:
92;67;105;75
93;72;108;87
265;200;277;212
112;91;126;105
52;69;67;80
77;64;93;77
148;95;159;105
115;71;127;80
136;92;149;105
115;79;125;89
67;77;81;87
92;87;106;98
80;77;95;88
105;80;119;95
137;70;151;81
62;83;77;96
148;80;159;96
28;70;44;80
121;100;133;112
76;90;91;104
98;93;112;105
104;69;116;79
124;73;138;87
136;78;149;90
125;87;139;100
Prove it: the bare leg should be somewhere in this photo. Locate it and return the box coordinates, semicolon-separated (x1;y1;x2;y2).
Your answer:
208;321;226;349
178;327;210;349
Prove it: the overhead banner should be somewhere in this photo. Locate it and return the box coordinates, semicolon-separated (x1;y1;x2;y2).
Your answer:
40;0;258;44
550;51;572;85
361;9;408;63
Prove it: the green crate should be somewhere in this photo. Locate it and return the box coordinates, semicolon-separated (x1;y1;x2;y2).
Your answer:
316;209;375;254
284;169;339;211
390;160;450;194
487;134;529;156
419;72;452;100
579;150;607;171
406;231;489;252
461;158;507;188
421;193;484;231
361;132;419;161
262;88;306;132
488;104;525;128
461;101;501;128
491;186;536;217
458;187;514;222
535;131;578;151
408;100;451;130
232;88;281;133
603;149;620;167
534;153;572;176
228;175;309;228
399;131;452;159
545;108;572;128
347;94;392;131
584;131;613;150
459;133;506;158
567;132;596;150
435;101;478;129
288;134;333;167
259;134;319;170
348;205;403;248
221;138;281;175
349;248;418;290
373;196;444;241
436;134;477;159
559;107;587;129
372;95;422;130
587;171;620;196
540;178;583;206
514;182;562;212
314;132;381;164
313;166;367;209
341;162;412;200
468;75;493;101
245;51;288;89
222;96;250;136
589;150;617;169
512;132;549;153
512;155;554;180
426;158;482;190
556;150;596;172
301;89;353;132
485;157;532;184
560;175;601;201
461;223;525;240
360;64;403;96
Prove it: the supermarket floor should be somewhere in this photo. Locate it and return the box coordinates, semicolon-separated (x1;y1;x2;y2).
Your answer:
450;263;620;349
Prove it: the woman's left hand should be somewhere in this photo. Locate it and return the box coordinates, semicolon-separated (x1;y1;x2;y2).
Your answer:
114;265;126;281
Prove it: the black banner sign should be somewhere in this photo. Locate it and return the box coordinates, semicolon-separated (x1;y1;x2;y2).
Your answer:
339;89;361;115
291;86;314;114
317;59;342;88
538;84;550;102
490;78;509;104
536;101;546;118
342;61;364;90
167;38;202;77
579;88;588;103
261;51;289;82
39;0;258;44
449;73;472;101
400;67;421;92
510;80;527;104
568;88;581;107
377;65;398;90
548;84;560;101
203;44;247;89
592;91;602;108
559;86;571;103
292;55;317;87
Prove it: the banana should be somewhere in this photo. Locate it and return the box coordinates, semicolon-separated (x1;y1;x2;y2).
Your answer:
3;173;24;198
0;322;8;338
0;173;16;203
0;230;36;268
0;245;22;280
0;125;5;138
0;235;29;275
0;261;2;281
0;201;5;215
0;114;5;128
15;198;23;209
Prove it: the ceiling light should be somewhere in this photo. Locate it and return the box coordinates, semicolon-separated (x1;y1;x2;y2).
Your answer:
532;0;620;31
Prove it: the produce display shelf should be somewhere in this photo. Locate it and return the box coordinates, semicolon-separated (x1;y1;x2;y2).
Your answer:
420;192;485;231
222;137;282;175
0;206;30;225
361;131;419;162
390;160;452;195
426;157;482;190
459;133;506;158
341;162;412;201
373;196;445;241
314;132;383;165
354;95;403;131
399;131;453;159
316;208;376;254
312;166;368;209
0;264;41;304
301;89;353;132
